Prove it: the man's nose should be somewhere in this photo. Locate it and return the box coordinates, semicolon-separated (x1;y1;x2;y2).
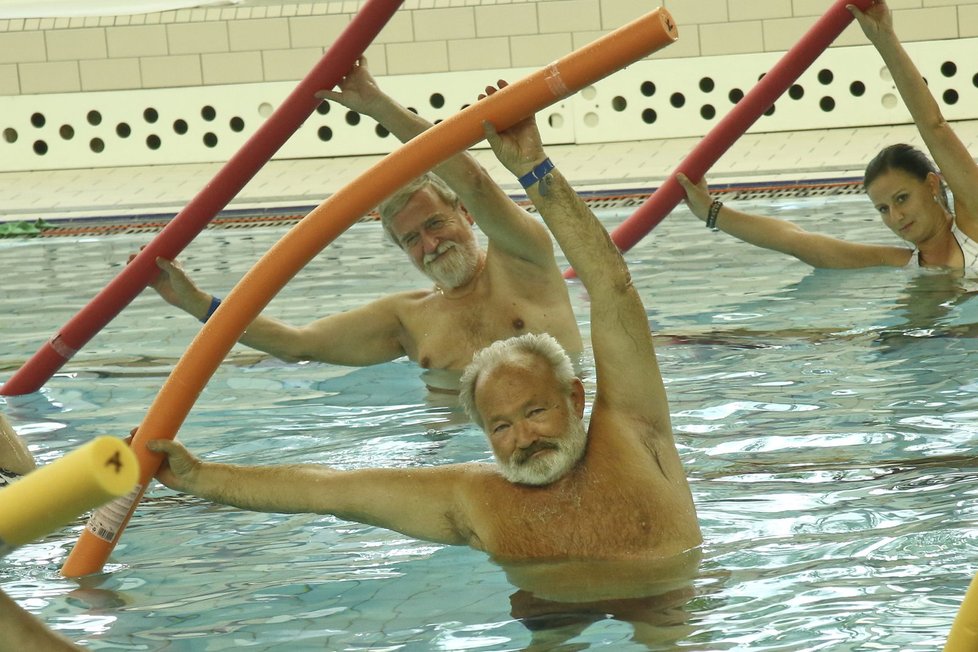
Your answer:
513;420;538;448
421;230;440;253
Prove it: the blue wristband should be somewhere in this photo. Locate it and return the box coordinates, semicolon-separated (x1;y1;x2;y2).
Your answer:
200;296;221;323
517;158;555;189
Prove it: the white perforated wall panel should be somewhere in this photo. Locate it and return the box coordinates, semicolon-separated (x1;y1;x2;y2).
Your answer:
1;38;975;173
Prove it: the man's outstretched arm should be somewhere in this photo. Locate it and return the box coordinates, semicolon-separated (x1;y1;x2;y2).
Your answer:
146;257;408;366
148;439;477;547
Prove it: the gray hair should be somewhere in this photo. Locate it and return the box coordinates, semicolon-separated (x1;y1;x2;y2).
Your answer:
459;333;577;428
377;173;460;245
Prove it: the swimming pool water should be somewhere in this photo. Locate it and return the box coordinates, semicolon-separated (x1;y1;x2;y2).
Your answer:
3;194;978;651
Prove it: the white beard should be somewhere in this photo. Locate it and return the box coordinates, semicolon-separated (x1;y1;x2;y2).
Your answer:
495;417;588;486
423;240;480;290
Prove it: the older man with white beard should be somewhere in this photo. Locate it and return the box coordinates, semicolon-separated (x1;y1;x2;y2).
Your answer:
146;108;702;597
145;57;581;392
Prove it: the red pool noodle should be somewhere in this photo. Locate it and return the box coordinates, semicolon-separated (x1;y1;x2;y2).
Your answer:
563;0;875;278
0;0;403;397
60;7;679;578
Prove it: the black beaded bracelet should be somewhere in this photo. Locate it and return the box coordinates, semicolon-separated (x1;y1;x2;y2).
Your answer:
706;199;723;230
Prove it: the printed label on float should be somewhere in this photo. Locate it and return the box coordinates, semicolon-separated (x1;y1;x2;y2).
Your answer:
85;484;143;543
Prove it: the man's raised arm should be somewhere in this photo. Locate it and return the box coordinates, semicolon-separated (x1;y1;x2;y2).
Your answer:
317;60;553;266
482;113;669;434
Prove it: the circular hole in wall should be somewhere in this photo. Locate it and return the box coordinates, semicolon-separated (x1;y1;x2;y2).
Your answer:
849;81;866;97
581;86;598;101
3;127;18;143
612;96;627;111
547;112;563;129
90;137;105;153
375;124;390;138
146;134;161;150
144;108;159;123
882;93;898;109
943;89;959;105
33;140;48;155
788;84;804;100
670;92;685;108
429;93;445;109
201;105;216;121
230;116;245;132
173;119;188;135
763;104;776;117
700;104;716;120
640;81;656;97
583;112;599;128
318;126;333;141
258;103;274;118
973;73;978;88
316;101;330;115
729;88;744;104
59;124;75;140
31;112;45;128
345;111;361;126
818;69;834;85
116;122;131;138
203;132;218;148
941;61;957;77
699;77;715;93
819;96;836;112
641;108;657;124
87;110;102;126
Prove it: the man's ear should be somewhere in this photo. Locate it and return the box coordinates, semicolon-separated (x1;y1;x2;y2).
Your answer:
460;204;475;225
570;378;585;419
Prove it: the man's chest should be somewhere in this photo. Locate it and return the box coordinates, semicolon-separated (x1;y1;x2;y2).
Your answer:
403;297;537;370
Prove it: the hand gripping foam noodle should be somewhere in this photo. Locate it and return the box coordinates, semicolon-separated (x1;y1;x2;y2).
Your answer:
563;0;877;278
0;0;403;397
0;437;138;557
60;6;680;578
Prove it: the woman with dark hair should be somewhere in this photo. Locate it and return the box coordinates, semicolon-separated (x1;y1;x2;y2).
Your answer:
678;0;978;270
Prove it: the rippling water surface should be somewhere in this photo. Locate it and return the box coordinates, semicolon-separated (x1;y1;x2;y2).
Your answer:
2;195;978;651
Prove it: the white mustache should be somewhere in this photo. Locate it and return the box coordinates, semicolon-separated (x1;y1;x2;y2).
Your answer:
423;240;457;266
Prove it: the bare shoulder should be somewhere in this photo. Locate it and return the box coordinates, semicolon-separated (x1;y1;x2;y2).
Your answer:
370;287;438;311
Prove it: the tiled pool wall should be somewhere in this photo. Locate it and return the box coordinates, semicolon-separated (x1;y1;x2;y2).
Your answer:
1;0;977;172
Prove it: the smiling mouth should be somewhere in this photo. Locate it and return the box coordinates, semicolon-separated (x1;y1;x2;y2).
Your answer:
424;244;456;266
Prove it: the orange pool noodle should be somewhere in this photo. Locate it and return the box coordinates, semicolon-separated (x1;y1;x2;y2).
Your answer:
61;7;679;578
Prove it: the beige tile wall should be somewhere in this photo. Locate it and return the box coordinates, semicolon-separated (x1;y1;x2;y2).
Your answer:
0;0;975;95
